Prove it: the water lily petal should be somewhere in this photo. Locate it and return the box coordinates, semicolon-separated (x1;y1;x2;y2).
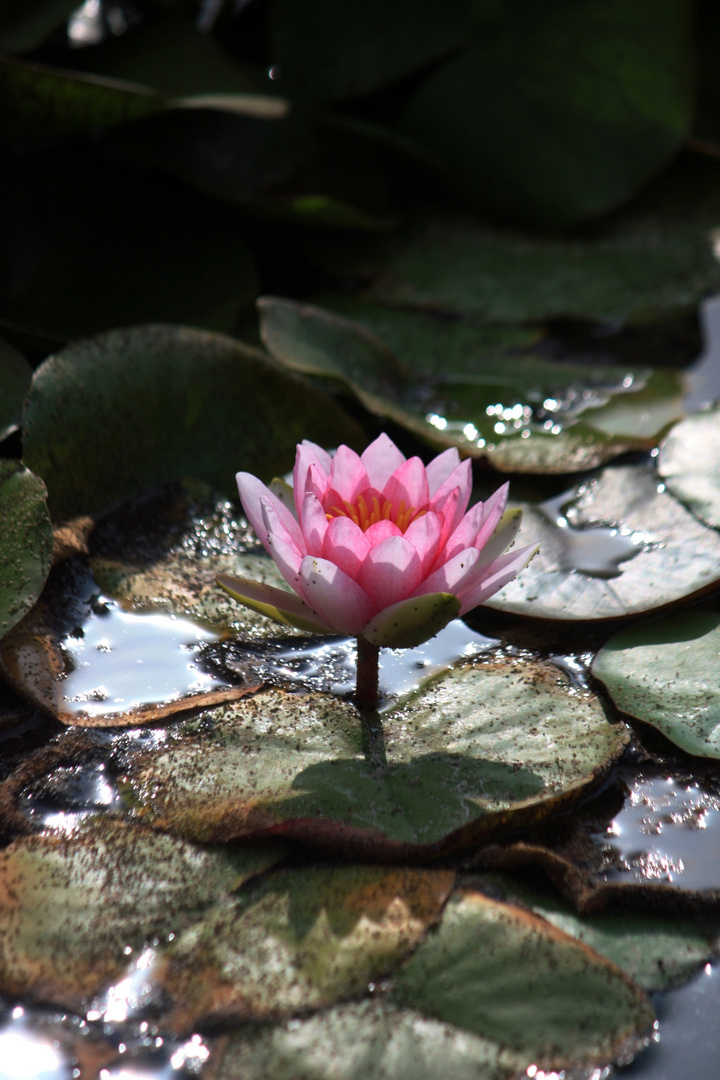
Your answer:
444;483;509;561
425;447;461;496
300;491;329;555
237;472;304;553
431;459;473;529
414;546;481;597
216;573;335;634
457;543;539;615
299;556;375;635
293;443;330;513
328;444;369;502
269;477;298;520
361;432;406;489
358;534;423;610
322;515;371;578
474;508;523;567
362;592;461;649
364;518;403;546
384;456;430;511
403;511;443;572
260;502;305;588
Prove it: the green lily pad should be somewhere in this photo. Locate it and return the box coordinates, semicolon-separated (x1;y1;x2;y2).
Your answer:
486;463;720;621
22;324;364;521
0;819;284;1011
160;864;454;1032
0;336;31;442
592;611;720;758
477;872;720;992
260;296;685;473
316;156;720;325
658;406;720;529
205;999;526;1080
0;461;53;640
121;658;626;855
398;1;693;228
392;889;654;1069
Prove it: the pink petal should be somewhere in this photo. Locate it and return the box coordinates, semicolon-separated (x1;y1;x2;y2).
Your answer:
364;518;402;546
322;515;371;578
300;439;332;473
299;491;329;555
472;484;510;552
293;443;330;514
413;546;481;598
425;447;461;496
403;511;443;573
260;502;304;588
474;508;522;568
443;484;509;562
299;556;375;635
358;534;423;610
360;433;406;489
384;456;430;510
237;472;304;553
456;543;539;615
431;459;472;529
328;444;368;502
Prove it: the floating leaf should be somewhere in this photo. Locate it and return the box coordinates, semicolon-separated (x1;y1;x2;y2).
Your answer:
120;658;626;855
0;461;53;640
398;1;693;228
259;296;685;473
0;336;31;442
592;612;720;758
160;865;453;1032
392;890;654;1069
658;406;720;529
0;820;283;1011
23;324;364;521
477;873;719;992
486;463;720;621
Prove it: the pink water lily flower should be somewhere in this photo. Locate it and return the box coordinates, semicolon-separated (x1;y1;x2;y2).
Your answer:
218;434;536;652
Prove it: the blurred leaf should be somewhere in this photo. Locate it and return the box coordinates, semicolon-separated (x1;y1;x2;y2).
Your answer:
487;463;720;621
593;612;720;758
22;323;365;520
392;890;654;1068
658;406;720;529
120;659;626;853
0;0;79;53
0;149;256;340
269;0;472;102
0;337;31;442
258;297;684;473
0;461;53;640
399;0;694;227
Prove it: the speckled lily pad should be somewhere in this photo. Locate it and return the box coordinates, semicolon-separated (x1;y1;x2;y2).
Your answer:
0;461;53;640
658;406;720;530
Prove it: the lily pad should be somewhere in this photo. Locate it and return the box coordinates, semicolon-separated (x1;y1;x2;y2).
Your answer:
259;296;685;473
592;611;720;758
477;872;720;992
0;819;283;1011
392;889;654;1069
486;463;720;621
0;461;53;641
658;406;720;529
0;336;31;442
159;864;454;1032
120;658;626;856
22;324;364;521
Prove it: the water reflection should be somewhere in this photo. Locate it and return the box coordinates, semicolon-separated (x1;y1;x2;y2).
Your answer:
539;491;655;579
0;1020;66;1080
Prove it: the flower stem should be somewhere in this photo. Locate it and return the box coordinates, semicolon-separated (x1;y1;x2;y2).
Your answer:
355;637;380;710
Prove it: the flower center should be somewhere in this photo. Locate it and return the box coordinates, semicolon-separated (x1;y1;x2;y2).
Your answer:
326;492;426;533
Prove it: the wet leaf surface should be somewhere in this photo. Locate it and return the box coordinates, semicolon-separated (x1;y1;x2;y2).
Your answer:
592;612;720;757
487;463;720;621
259;296;685;473
0;337;31;442
22;325;363;520
392;889;654;1068
0;819;284;1011
159;864;454;1032
120;658;626;855
0;462;53;641
658;406;720;529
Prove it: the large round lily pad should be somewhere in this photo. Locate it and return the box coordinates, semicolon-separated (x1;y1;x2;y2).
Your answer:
159;864;454;1032
658;406;720;530
22;324;364;521
120;658;626;856
487;464;720;621
392;889;654;1069
0;461;53;640
592;612;720;758
258;297;684;474
0;819;283;1011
